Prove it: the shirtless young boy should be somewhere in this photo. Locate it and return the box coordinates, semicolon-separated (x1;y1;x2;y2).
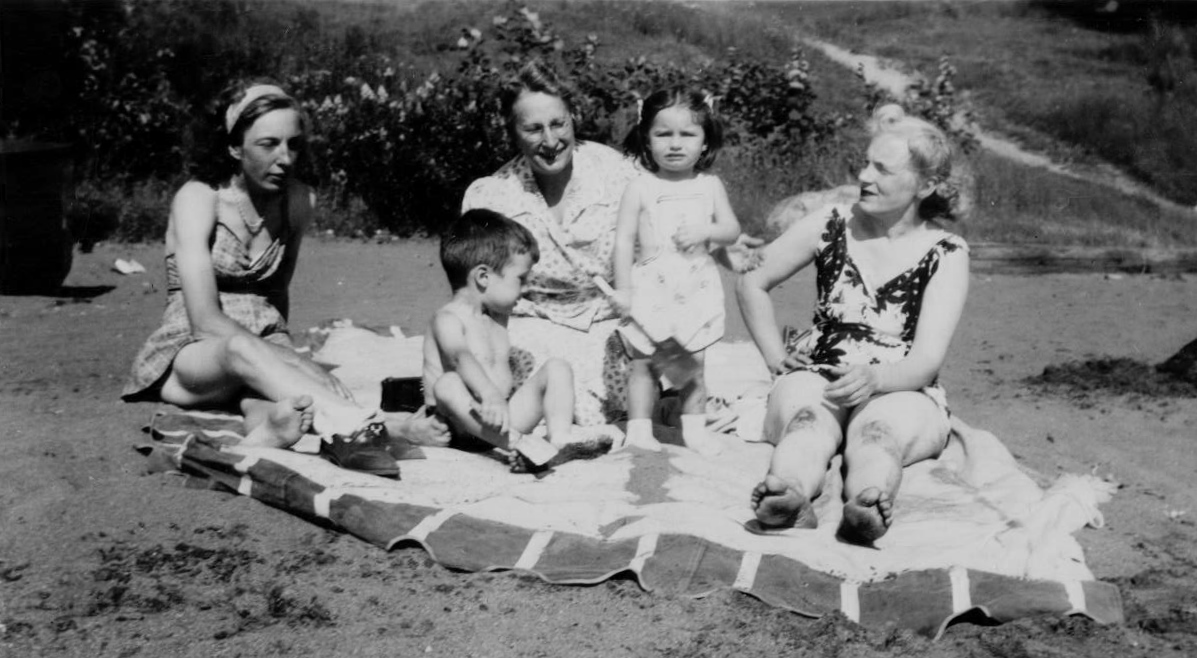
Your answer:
422;209;573;468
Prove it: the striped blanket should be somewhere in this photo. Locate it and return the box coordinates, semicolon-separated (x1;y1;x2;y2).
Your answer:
139;322;1123;638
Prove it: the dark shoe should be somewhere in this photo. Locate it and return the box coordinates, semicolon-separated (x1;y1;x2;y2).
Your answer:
319;422;400;479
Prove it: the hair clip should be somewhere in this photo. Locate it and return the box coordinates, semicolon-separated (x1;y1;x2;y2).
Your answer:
636;98;644;122
703;93;717;114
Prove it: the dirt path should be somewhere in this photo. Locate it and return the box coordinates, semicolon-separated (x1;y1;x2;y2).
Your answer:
2;240;1196;656
802;37;1196;215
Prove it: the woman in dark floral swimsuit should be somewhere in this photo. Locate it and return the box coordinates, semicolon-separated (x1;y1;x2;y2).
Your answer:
736;104;974;545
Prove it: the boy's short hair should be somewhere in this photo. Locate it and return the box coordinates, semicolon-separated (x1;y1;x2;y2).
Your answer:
440;209;540;290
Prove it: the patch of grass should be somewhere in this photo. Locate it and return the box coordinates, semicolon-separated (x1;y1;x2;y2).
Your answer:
743;1;1197;207
970;150;1197;247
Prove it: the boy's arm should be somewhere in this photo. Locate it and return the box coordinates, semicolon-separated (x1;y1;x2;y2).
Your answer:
430;310;505;406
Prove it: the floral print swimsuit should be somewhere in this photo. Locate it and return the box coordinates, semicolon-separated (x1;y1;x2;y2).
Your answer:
783;205;968;412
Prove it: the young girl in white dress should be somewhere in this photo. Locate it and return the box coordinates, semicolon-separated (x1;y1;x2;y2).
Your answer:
610;88;742;455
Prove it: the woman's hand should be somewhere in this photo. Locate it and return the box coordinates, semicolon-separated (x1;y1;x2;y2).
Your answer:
823;364;882;407
716;234;767;273
770;352;812;379
268;342;356;401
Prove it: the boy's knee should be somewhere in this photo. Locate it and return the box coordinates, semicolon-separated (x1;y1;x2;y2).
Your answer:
542;357;573;383
432;372;464;404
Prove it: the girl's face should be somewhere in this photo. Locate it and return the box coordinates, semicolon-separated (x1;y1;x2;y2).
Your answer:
648;105;706;179
230;108;305;194
856;132;931;220
511;91;575;180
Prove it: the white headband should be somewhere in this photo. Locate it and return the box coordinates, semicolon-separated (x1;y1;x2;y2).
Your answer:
225;84;289;134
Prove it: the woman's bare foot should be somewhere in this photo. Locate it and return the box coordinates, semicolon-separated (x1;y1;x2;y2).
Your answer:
242;395;313;448
382;409;450;447
837;487;894;546
750;474;818;530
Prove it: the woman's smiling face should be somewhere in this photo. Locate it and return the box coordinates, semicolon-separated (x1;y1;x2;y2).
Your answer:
510;91;576;179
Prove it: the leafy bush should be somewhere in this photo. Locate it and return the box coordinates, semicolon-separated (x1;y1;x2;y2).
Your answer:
48;0;980;242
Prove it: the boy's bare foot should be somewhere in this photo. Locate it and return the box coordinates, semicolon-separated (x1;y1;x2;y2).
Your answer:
382;409;450;447
837;487;894;546
750;474;818;530
242;395;314;449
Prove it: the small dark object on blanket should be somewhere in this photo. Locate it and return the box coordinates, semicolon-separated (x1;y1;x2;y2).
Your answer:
380;376;425;413
592;277;700;388
319;422;400;479
508;435;615;476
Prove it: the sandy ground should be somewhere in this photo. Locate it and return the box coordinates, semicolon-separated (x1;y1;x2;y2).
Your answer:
2;238;1196;657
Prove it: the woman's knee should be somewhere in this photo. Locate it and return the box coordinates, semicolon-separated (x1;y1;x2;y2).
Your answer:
848;394;947;461
221;332;268;374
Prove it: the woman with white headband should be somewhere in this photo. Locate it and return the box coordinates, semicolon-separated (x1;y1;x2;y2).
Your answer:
123;80;443;475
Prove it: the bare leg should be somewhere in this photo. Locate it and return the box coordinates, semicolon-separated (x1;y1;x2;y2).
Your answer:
837;392;950;545
161;334;371;436
508;358;574;443
622;357;662;451
750;371;847;530
678;352;722;455
241;395;314;448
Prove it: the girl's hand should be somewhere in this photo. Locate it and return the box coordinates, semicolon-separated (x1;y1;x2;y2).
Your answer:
608;289;632;318
674;222;711;252
770;352;812;378
823;364;881;407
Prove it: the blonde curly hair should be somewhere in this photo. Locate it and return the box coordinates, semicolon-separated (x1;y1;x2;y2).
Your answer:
868;104;974;223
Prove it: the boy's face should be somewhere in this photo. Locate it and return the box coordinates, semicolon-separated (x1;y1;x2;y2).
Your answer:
482;252;533;313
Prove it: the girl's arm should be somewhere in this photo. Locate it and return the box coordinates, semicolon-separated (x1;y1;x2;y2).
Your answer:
171;182;256;341
735;211;823;372
705;176;741;247
611;179;643;311
825;245;970;404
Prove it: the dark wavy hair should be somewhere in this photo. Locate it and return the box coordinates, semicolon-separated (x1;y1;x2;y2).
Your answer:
622;86;723;173
185;78;310;186
440;209;540;291
497;60;577;137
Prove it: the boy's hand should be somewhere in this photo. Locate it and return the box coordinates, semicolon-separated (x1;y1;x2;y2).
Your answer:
474;395;510;434
673;222;711;252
